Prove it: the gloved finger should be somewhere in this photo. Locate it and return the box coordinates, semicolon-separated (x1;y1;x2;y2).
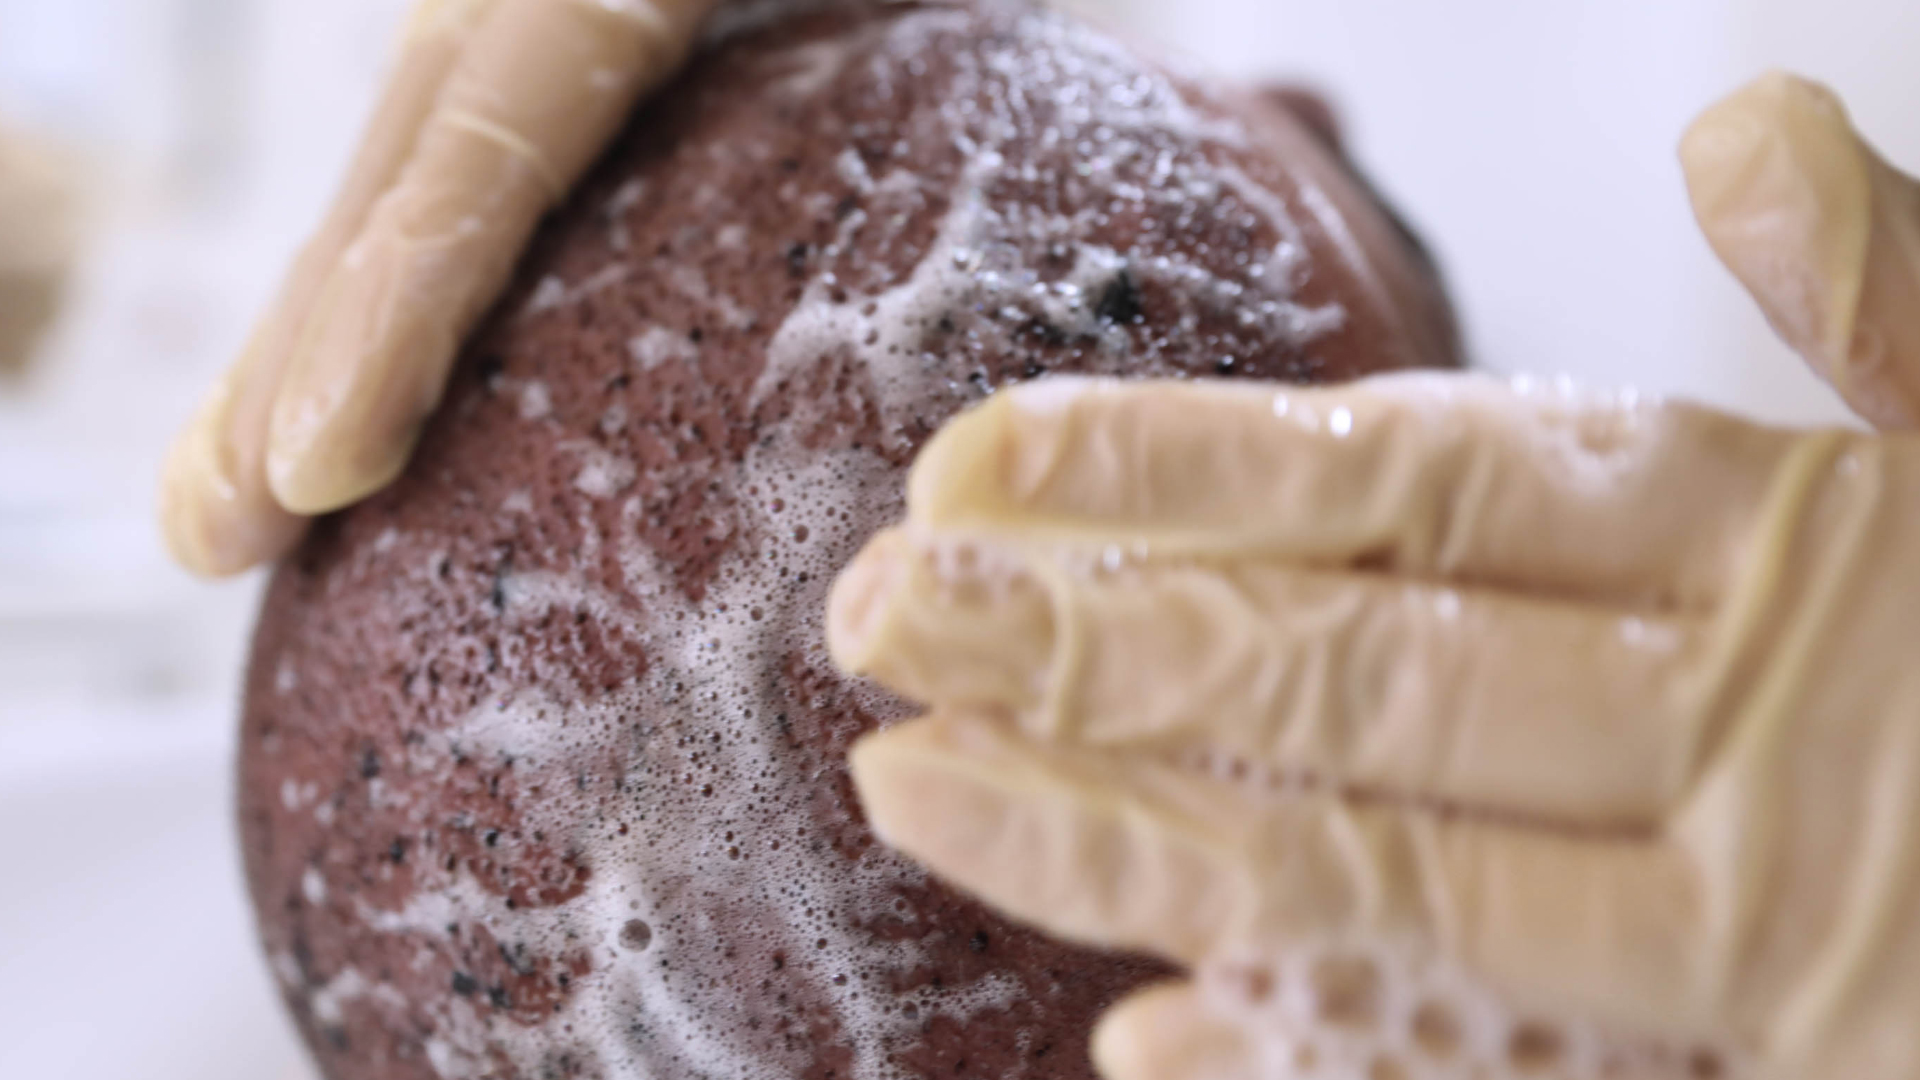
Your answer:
0;119;80;377
1682;71;1920;432
1105;953;1730;1080
159;0;495;575
265;0;716;513
852;711;1256;965
830;527;1709;826
904;375;1846;615
1090;982;1264;1080
160;364;307;576
851;712;1712;1047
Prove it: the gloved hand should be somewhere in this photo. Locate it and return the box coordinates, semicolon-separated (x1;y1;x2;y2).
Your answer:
1684;71;1920;430
0;118;79;378
823;70;1920;1080
831;373;1920;1080
159;0;716;576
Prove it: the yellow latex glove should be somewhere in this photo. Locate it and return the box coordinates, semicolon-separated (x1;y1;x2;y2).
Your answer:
832;374;1920;1080
0;119;79;377
1684;71;1920;430
159;0;716;576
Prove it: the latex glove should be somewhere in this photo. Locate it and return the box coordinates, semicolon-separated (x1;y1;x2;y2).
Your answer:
0;119;79;377
1683;71;1920;430
160;0;716;576
831;374;1920;1080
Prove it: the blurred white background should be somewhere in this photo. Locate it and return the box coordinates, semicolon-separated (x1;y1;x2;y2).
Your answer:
0;1;1912;1077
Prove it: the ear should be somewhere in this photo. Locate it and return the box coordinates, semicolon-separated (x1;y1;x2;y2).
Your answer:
1257;84;1344;154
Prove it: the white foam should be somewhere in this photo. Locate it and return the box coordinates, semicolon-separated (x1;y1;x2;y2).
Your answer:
517;381;552;421
628;326;698;371
526;275;567;314
330;446;1024;1080
836;147;876;193
270;949;303;989
765;36;857;99
667;264;756;331
302;866;328;906
524;265;633;316
604;179;648;253
759;158;1012;454
567;442;639;499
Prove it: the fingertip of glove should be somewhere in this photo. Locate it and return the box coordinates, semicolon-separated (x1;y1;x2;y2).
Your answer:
1091;982;1261;1080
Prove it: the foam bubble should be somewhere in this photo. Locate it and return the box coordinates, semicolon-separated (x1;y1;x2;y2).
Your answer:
517;381;552;421
628;326;698;371
1197;941;1743;1080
